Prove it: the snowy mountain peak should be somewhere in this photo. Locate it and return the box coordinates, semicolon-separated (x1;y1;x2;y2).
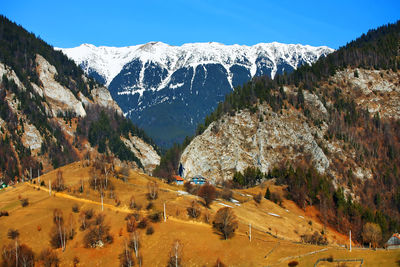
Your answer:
57;42;334;86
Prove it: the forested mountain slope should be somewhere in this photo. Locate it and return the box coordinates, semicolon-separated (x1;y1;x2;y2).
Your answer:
0;16;160;183
157;21;400;243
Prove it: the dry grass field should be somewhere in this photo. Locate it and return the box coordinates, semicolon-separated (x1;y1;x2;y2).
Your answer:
1;162;399;266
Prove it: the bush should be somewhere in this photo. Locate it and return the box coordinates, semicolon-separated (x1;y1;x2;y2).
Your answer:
84;209;94;220
72;204;79;213
148;211;162;223
146;226;154;235
301;231;328;245
39;248;59;267
288;260;299;267
220;188;233;201
83;223;113;248
0;211;9;217
253;192;262;204
146;202;154;210
20;198;29;207
137;219;148;229
271;192;282;204
184;181;192;193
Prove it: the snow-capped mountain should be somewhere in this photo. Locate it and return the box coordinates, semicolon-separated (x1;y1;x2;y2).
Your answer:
58;42;334;147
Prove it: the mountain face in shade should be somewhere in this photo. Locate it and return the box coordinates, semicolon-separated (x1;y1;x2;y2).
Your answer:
59;42;333;147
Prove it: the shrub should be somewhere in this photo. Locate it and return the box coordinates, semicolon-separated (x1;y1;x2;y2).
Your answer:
148;211;162;223
72;204;79;213
73;256;80;267
301;231;328;245
214;258;227;267
271;192;282;204
83;209;94;220
20;198;29;207
253;192;262;204
146;226;154;235
137;219;148;229
183;181;192;193
288;260;299;267
146;202;154;210
39;248;59;267
0;211;9;217
83;223;113;248
220;187;233;201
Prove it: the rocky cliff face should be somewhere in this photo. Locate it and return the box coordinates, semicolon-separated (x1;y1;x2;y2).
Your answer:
180;68;400;184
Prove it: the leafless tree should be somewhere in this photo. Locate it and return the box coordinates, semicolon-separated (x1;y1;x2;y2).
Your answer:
167;239;183;267
7;228;19;267
129;196;136;210
39;248;59;267
128;231;140;258
2;242;34;267
187;201;201;219
198;183;217;208
212;207;238;240
126;215;136;233
67;213;75;240
147;181;158;200
214;258;227;267
51;209;66;251
52;170;65;192
119;240;134;267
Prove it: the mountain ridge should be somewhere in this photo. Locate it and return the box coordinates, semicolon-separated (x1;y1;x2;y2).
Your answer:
58;41;334;87
59;41;333;147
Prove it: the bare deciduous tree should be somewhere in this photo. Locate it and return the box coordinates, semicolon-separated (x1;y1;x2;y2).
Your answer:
129;231;140;258
198;183;217;208
187;201;201;219
119;240;134;267
52;170;65;192
39;248;59;267
147;181;158;200
7;228;19;266
212;207;238;240
167;239;183;267
51;209;67;251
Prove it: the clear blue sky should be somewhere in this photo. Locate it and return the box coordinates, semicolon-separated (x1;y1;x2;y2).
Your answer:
1;0;399;49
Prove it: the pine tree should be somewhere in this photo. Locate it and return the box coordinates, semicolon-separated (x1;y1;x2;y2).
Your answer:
265;188;271;200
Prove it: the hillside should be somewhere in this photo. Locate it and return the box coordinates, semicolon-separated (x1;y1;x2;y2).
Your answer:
156;21;400;244
59;42;333;147
1;162;399;266
0;16;160;184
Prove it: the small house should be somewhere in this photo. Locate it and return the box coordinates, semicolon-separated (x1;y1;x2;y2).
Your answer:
191;175;207;185
173;175;184;185
386;233;400;249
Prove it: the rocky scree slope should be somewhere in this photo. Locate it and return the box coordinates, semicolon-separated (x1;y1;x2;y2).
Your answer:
60;42;333;147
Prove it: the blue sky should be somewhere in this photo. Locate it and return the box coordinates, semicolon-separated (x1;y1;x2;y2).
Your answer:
1;0;399;49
